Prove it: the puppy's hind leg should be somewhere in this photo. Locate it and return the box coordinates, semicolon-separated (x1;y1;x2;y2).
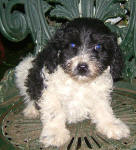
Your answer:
23;101;39;118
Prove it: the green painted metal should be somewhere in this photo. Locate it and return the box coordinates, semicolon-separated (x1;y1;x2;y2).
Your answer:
0;0;52;55
0;0;28;42
120;0;136;80
0;0;136;78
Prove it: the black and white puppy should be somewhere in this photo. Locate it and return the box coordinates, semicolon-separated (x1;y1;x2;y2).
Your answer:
15;18;130;147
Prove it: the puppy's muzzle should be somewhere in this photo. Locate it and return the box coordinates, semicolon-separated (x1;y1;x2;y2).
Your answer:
76;63;89;76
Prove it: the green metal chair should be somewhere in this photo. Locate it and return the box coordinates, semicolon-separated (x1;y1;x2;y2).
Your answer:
0;0;136;149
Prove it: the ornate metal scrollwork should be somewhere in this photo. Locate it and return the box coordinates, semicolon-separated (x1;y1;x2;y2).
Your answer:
0;0;136;79
0;0;28;42
0;0;52;54
25;0;52;54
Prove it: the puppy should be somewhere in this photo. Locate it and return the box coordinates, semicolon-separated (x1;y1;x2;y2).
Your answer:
15;18;130;147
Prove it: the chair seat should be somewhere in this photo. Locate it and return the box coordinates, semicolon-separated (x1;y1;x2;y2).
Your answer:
1;70;136;150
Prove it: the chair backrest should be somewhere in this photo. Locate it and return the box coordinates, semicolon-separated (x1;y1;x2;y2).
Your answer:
0;0;52;55
0;0;136;80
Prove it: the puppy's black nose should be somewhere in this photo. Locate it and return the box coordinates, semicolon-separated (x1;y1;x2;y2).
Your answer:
77;63;89;76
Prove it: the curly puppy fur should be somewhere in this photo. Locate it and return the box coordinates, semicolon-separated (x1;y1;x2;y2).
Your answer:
15;18;130;147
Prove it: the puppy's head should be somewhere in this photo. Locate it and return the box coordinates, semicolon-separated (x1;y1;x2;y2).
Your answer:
54;18;123;81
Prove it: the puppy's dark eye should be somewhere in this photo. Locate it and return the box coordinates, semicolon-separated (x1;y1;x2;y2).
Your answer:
70;43;76;48
94;44;102;51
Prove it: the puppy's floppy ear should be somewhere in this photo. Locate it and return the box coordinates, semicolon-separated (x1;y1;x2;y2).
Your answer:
110;34;124;81
25;23;70;101
25;41;60;101
53;22;68;44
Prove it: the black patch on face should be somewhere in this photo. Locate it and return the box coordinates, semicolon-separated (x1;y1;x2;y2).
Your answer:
59;19;115;76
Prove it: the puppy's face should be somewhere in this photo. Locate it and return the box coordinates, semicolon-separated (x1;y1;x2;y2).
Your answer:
57;19;117;81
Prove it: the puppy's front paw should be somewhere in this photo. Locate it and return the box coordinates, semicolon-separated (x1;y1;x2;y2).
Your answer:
40;128;70;147
97;119;130;140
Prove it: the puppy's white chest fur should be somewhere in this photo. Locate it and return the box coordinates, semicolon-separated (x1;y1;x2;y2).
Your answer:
42;66;113;123
58;80;91;123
